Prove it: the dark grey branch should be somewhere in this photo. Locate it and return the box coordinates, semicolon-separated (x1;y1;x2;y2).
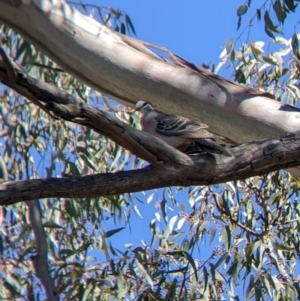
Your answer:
2;133;300;204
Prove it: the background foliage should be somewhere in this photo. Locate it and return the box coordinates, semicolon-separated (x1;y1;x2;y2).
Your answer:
1;1;300;300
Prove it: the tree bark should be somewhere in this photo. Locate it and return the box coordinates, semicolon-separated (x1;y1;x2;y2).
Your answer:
0;0;300;145
1;50;300;205
1;0;300;184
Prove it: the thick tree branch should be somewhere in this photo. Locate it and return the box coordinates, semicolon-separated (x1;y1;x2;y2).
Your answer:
2;133;300;204
1;0;300;150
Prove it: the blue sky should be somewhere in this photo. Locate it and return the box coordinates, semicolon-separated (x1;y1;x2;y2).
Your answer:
99;0;248;66
98;0;299;75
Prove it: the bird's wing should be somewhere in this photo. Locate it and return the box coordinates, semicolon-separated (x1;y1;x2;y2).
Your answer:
155;114;215;138
179;138;232;157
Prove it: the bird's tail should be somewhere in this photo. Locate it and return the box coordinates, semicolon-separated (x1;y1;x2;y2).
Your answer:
180;138;232;157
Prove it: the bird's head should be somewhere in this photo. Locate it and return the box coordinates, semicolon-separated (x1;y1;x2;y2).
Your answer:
134;100;154;114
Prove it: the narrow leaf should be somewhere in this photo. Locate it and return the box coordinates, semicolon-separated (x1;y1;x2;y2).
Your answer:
136;259;154;289
125;14;137;35
104;227;125;238
291;33;300;59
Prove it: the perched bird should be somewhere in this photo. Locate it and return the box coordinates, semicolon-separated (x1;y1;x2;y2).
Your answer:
135;100;232;156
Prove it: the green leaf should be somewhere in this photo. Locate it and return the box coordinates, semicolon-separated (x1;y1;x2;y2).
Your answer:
160;197;168;224
250;43;262;60
264;11;283;39
284;0;298;12
60;248;76;257
237;4;248;16
81;281;94;301
273;52;283;75
5;275;21;295
225;39;234;54
199;220;209;232
291;33;300;59
80;154;97;171
262;55;278;65
209;227;216;246
203;265;209;293
120;22;126;34
256;9;261;21
221;225;231;251
43;221;62;228
125;14;137;35
245;275;254;301
181;238;190;251
76;146;91;158
214;252;229;269
136;259;154;289
117;274;129;299
168;215;178;233
275;243;294;251
274;0;287;24
15;40;31;61
254;280;262;300
109;242;118;256
104;227;125;238
250;240;262;256
235;69;246;83
237;16;242;30
65;199;80;219
66;161;81;175
183;251;198;281
264;273;276;298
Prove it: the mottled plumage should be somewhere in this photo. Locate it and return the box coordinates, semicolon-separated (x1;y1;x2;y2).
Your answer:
135;100;231;156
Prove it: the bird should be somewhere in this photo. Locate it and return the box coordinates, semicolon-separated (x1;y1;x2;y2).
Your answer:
134;100;232;157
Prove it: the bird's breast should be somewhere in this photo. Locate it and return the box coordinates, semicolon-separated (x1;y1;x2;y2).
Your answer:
140;114;157;135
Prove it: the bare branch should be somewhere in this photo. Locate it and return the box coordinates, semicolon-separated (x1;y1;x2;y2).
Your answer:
2;132;300;204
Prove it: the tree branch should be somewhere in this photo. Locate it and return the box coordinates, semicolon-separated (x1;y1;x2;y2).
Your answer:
2;132;300;204
1;45;300;204
1;0;300;152
0;52;192;167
